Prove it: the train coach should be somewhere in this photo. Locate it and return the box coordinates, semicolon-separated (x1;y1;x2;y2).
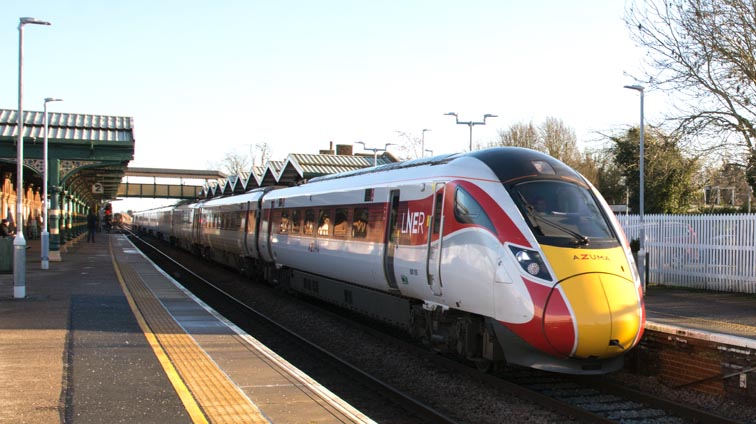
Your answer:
134;147;645;374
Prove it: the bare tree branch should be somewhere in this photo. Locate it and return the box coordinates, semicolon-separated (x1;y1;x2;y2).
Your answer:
626;0;756;164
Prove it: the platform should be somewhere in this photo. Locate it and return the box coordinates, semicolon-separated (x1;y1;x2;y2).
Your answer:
644;285;756;347
0;233;372;424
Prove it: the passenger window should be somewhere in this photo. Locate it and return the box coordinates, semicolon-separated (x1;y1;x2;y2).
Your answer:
304;209;315;235
352;208;369;238
290;209;301;234
279;210;289;234
454;187;496;234
247;210;257;234
334;208;348;237
318;209;332;236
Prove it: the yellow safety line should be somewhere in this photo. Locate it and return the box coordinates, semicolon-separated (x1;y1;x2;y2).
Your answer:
110;237;268;423
109;241;209;424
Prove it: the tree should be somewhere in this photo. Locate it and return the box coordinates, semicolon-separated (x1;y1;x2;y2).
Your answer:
218;150;251;176
610;127;699;213
494;122;540;150
494;118;582;168
213;142;273;177
541;117;581;169
253;142;272;167
579;149;628;205
394;131;423;160
626;0;756;193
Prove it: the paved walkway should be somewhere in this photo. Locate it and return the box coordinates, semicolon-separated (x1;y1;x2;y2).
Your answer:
645;284;756;346
0;233;188;424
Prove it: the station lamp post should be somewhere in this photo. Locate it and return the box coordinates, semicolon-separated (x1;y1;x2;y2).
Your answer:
421;128;431;157
444;112;497;152
41;97;62;270
15;17;51;298
624;84;646;291
355;142;396;167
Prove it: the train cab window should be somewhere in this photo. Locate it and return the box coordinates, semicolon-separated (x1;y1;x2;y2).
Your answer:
279;210;289;234
290;209;301;234
352;208;369;238
304;209;315;235
334;208;348;237
454;187;496;234
511;180;616;247
318;209;332;236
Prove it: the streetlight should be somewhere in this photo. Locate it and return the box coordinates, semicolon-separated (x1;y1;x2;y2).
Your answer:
41;97;62;270
421;129;431;157
444;112;498;152
624;84;646;291
355;142;396;167
15;17;51;298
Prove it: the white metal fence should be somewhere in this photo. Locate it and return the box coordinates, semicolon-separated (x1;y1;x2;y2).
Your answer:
620;214;756;293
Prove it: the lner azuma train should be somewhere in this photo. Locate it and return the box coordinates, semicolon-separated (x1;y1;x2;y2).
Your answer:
134;147;645;374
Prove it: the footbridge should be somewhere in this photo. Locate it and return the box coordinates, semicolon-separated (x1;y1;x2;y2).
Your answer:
119;167;226;199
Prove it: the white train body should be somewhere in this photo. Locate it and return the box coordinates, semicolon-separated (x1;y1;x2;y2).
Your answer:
134;148;645;374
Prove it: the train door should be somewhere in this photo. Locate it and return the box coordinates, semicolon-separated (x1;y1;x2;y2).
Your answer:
242;201;251;257
383;189;400;290
192;206;202;246
258;200;275;263
426;183;445;296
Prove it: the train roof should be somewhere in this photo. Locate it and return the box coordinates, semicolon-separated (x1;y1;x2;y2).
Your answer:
468;147;583;185
309;147;582;185
308;152;460;183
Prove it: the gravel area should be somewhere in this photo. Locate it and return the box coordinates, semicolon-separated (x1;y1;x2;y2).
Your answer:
609;371;756;423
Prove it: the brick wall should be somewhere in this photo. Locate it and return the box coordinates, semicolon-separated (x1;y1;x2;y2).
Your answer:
627;330;755;400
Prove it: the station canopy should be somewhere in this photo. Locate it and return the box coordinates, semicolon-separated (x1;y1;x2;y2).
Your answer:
0;108;134;206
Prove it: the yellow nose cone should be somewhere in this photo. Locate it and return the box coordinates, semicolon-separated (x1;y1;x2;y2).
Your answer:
558;273;641;358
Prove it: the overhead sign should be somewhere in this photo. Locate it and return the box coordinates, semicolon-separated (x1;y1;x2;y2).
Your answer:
92;183;104;194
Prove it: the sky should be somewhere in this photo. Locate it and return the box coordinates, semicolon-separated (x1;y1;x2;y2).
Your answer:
1;1;655;210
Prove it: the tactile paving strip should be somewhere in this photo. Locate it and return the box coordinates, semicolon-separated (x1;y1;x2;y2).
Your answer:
113;255;268;424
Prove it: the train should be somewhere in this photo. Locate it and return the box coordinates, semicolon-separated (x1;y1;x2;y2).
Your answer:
133;147;645;374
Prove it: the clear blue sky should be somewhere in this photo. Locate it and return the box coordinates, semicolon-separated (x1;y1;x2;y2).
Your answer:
2;1;651;177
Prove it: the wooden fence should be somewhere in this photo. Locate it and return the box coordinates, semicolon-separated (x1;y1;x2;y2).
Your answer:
620;214;756;294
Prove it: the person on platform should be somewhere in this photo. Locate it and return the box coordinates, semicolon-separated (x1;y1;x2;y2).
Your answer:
0;219;13;238
86;210;98;242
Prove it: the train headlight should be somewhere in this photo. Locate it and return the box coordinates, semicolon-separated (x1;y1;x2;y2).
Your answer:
510;246;551;281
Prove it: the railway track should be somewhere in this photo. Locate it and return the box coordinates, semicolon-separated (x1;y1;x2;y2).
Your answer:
328;302;744;424
127;230;745;424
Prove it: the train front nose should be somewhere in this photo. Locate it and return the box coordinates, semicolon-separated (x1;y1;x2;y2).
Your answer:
544;273;642;359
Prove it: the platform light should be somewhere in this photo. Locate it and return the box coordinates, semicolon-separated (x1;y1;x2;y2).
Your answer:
355;142;396;167
41;97;63;270
421;129;431;158
444;112;497;152
624;84;646;292
15;16;51;298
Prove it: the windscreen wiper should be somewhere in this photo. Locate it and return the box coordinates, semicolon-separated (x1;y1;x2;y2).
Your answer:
517;192;545;236
517;192;590;246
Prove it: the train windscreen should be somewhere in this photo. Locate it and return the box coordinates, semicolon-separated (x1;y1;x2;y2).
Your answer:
510;180;618;248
